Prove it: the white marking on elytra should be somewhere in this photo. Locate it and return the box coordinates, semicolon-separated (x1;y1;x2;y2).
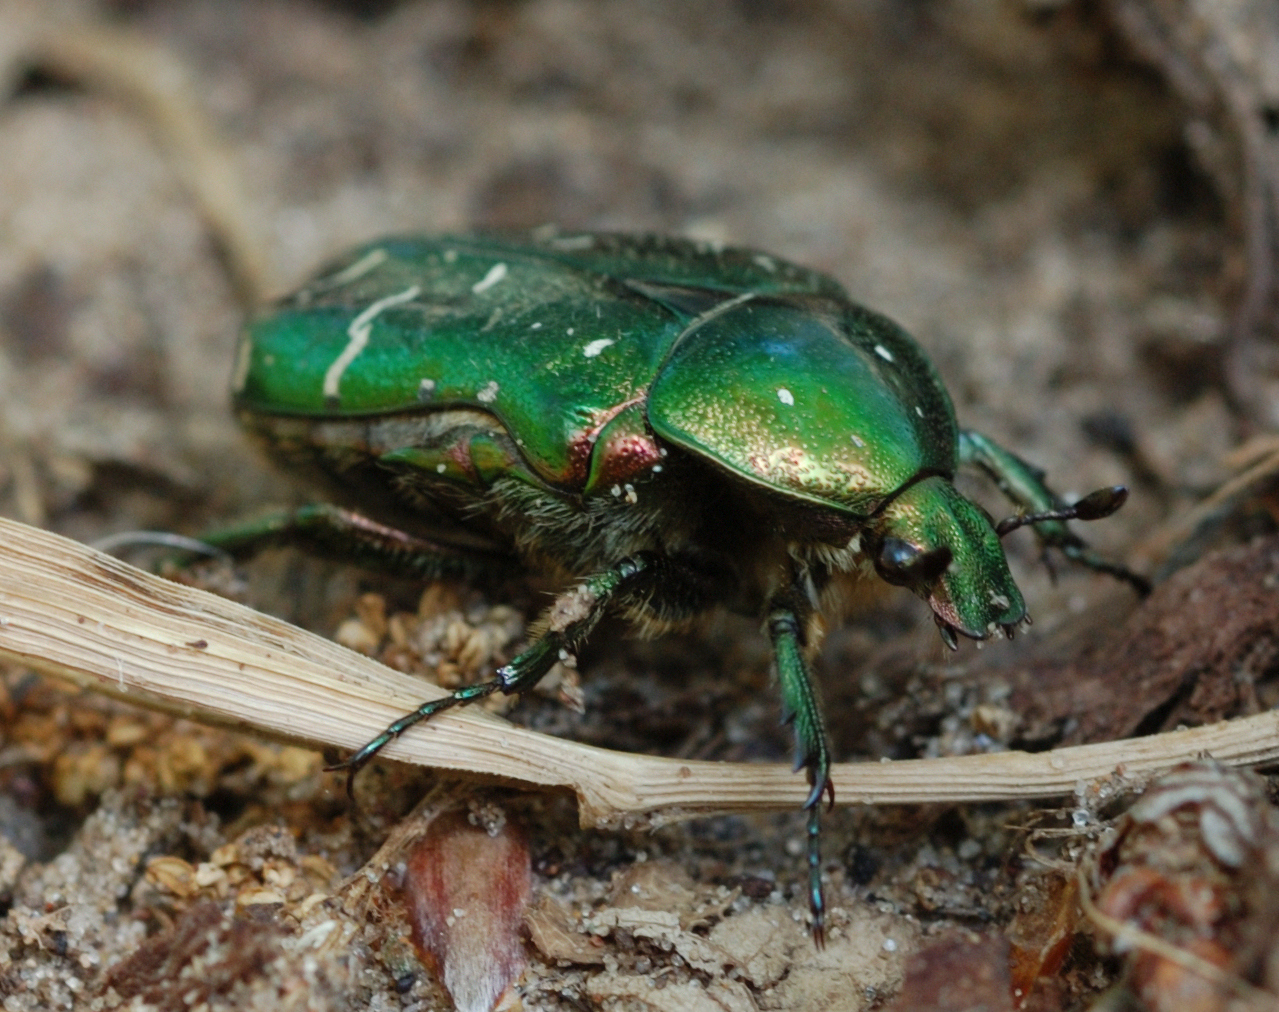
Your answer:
436;463;447;474
874;344;894;362
550;234;596;251
417;378;436;400
777;387;795;406
624;483;637;504
915;405;924;417
323;285;420;403
567;327;575;336
324;247;388;287
583;338;614;358
652;464;663;473
610;484;622;497
471;262;508;294
851;434;865;448
231;336;253;393
531;322;543;330
753;254;777;272
477;380;499;403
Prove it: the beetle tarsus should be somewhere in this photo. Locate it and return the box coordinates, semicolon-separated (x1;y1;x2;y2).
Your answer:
1059;545;1152;597
324;668;517;789
200;502;510;583
328;554;669;789
960;431;1148;594
806;800;826;949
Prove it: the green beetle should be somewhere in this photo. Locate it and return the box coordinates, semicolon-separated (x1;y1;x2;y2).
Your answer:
220;229;1145;945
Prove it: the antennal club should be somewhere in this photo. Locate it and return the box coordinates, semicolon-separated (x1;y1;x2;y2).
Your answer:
995;485;1129;538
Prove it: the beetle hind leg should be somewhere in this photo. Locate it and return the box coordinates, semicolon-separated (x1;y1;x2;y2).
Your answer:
330;551;718;792
198;503;512;583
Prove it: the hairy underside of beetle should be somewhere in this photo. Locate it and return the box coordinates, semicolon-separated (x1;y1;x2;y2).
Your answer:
244;405;899;650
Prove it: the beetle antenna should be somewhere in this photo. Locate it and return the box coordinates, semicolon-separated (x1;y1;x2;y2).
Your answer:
999;486;1152;597
995;485;1128;538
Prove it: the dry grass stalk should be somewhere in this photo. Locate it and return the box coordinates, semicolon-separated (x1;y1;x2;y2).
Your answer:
0;517;1274;829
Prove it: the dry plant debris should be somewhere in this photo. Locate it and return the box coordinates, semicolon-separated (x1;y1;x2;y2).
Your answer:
403;809;532;1012
1104;0;1279;431
0;1;1276;1009
1004;532;1279;747
1084;760;1279;1012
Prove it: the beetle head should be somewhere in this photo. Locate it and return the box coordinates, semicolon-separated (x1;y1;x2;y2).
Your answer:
866;476;1026;648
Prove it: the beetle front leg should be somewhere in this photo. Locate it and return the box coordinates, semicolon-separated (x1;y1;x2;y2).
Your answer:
958;429;1150;594
766;592;832;948
328;553;668;791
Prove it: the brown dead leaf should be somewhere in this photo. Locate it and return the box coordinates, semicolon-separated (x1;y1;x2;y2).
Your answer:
1008;535;1279;745
404;810;532;1012
524;893;605;966
1007;871;1079;1007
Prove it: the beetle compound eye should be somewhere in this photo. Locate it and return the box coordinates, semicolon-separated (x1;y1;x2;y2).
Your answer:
874;537;952;588
874;537;917;586
911;545;953;584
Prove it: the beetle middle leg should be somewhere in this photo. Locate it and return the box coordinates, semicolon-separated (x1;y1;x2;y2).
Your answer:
328;550;726;788
766;583;832;948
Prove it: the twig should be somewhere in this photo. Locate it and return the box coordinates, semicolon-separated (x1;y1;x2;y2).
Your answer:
0;518;1277;829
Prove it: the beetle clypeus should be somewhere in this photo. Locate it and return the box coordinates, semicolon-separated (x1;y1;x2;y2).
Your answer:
216;229;1147;944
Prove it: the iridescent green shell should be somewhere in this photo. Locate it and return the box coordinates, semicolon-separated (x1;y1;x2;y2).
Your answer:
234;230;959;513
